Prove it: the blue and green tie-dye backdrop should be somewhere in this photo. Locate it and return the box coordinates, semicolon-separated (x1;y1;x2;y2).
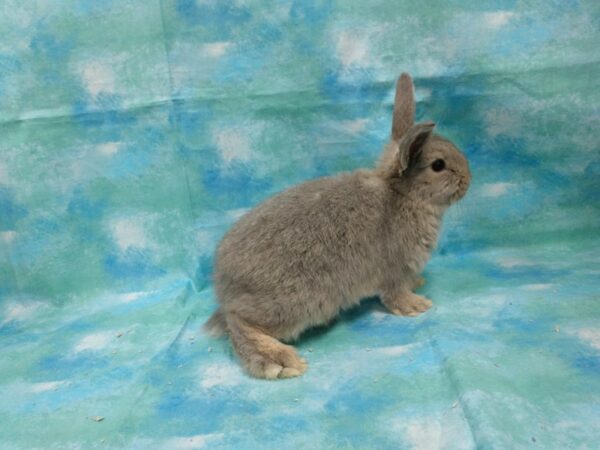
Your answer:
1;1;599;448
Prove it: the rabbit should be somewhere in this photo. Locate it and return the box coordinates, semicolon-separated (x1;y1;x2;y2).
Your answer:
204;73;471;379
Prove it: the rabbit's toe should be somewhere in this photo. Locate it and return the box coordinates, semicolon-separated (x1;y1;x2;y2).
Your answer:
280;367;302;378
263;363;285;379
384;292;432;317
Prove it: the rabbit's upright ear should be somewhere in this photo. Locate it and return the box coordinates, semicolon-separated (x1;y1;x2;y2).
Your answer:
377;73;427;177
391;73;416;141
395;122;435;175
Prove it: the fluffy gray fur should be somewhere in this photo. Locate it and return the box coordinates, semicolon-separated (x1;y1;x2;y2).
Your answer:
204;73;471;379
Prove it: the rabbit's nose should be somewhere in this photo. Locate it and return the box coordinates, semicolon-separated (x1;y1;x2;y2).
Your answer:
462;159;472;187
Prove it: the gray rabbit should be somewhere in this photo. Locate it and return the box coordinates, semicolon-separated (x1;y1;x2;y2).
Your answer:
205;73;471;379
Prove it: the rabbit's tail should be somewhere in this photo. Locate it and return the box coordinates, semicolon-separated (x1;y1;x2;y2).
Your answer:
203;307;228;337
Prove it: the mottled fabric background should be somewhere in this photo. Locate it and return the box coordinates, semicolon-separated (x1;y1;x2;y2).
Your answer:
1;1;599;449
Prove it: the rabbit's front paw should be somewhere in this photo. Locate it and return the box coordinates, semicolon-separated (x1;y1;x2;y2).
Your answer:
383;292;432;317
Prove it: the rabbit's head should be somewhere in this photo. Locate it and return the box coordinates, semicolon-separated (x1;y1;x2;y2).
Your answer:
378;73;471;207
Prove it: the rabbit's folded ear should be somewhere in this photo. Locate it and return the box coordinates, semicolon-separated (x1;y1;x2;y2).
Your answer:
391;122;435;177
392;73;416;141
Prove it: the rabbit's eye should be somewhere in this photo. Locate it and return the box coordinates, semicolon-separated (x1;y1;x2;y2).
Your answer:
431;159;445;172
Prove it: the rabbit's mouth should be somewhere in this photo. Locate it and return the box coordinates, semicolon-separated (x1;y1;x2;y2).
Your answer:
452;177;470;202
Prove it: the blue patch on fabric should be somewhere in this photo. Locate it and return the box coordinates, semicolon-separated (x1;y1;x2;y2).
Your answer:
104;249;166;279
0;187;28;230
